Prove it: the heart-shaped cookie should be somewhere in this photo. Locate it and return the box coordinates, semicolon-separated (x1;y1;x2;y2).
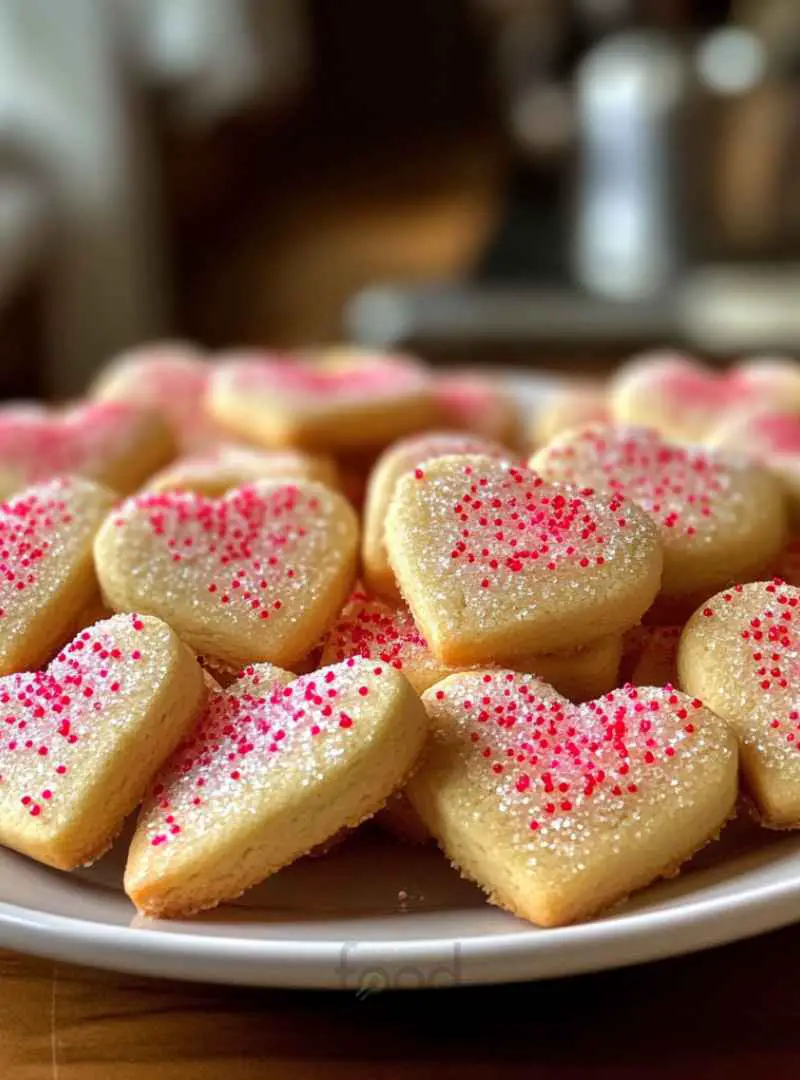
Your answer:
710;411;800;524
679;580;800;828
0;401;175;498
433;371;518;445
208;348;434;451
321;586;622;701
384;454;662;664
407;671;737;926
611;351;800;443
734;356;800;411
125;657;429;917
363;431;510;600
712;410;800;458
533;424;787;612
91;340;221;451
0;477;114;676
146;444;339;498
0;613;206;870
94;480;358;667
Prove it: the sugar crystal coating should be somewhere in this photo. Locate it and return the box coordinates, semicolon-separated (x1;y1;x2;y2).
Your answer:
321;586;621;699
422;673;721;836
533;424;786;602
401;458;635;578
681;581;800;763
0;477;113;673
321;588;454;694
408;669;736;925
363;430;511;596
110;484;325;619
385;454;662;660
0;483;81;618
97;480;358;666
323;588;428;671
136;657;393;850
0;613;171;820
534;425;733;538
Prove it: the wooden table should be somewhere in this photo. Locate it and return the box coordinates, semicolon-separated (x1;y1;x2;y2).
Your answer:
3;923;800;1078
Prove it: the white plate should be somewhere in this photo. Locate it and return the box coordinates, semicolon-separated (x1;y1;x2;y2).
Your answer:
3;817;800;989
3;370;800;989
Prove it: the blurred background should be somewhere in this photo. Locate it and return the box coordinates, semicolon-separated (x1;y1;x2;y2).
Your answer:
3;0;800;397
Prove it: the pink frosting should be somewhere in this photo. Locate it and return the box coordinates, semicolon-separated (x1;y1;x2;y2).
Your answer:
0;402;149;481
653;361;795;416
100;348;217;449
226;353;427;401
748;414;800;455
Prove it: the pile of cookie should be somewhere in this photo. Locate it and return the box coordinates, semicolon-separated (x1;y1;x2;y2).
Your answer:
1;343;799;929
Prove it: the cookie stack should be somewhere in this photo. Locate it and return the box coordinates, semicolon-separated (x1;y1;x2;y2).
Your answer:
0;343;798;929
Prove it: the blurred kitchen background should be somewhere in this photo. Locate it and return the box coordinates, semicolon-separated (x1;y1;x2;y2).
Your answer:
3;0;800;397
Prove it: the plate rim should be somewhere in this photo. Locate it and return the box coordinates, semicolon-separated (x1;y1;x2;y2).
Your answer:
3;860;800;988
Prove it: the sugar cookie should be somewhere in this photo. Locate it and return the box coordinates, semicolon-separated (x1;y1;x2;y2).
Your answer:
320;587;621;701
90;340;220;451
363;431;510;600
145;444;339;497
385;455;662;664
611;351;800;443
533;424;787;612
710;410;800;523
0;613;206;870
735;356;800;415
0;402;175;498
209;348;434;452
679;580;800;828
529;381;608;449
0;478;114;676
610;351;714;441
125;657;429;917
433;371;518;445
407;671;737;927
94;480;358;668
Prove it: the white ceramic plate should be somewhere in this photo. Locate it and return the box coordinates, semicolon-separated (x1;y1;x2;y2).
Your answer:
3;370;800;989
3;820;800;989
